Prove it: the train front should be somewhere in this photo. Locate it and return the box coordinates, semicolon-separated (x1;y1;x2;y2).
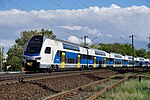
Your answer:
22;35;43;71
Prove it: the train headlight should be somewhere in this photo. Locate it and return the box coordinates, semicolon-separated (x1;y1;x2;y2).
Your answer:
27;62;33;66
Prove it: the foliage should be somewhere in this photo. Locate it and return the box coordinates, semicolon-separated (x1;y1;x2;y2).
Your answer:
6;29;55;70
104;78;150;100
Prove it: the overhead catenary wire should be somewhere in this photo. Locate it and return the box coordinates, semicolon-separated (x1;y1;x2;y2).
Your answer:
120;37;131;45
7;0;80;39
137;11;150;35
7;0;54;27
78;0;128;36
48;0;96;29
78;0;128;45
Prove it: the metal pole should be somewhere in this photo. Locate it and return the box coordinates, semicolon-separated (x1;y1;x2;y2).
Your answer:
0;45;3;72
84;36;88;69
129;35;135;70
132;35;134;69
84;36;88;47
2;46;3;71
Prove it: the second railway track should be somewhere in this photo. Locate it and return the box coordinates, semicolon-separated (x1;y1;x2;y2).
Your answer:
44;74;136;100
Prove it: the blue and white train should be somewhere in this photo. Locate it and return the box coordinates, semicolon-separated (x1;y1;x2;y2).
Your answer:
22;35;150;72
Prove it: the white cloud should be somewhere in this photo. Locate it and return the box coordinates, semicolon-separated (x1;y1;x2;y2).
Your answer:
106;34;112;37
0;4;150;51
0;40;15;51
58;26;82;31
58;25;98;35
67;35;80;44
67;35;92;45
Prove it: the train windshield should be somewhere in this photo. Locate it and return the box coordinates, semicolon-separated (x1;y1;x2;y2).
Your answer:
25;36;43;54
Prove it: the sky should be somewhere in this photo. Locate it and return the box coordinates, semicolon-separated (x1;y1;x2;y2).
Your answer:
0;0;150;52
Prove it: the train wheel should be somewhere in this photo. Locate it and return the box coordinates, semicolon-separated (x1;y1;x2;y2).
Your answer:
55;65;59;71
81;65;84;70
48;65;54;73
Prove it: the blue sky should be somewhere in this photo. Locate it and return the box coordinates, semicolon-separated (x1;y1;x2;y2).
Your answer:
0;0;150;52
1;0;150;10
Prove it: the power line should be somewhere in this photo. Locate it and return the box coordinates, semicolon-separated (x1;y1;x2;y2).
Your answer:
8;0;54;27
8;0;80;39
137;12;150;34
78;0;128;36
48;0;95;28
76;0;101;30
120;37;131;45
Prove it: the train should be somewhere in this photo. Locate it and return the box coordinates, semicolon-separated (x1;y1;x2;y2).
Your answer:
22;35;150;72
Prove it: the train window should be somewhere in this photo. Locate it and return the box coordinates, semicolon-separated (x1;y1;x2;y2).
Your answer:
25;36;43;54
63;43;80;51
65;58;77;64
114;55;122;58
81;54;87;59
95;50;106;56
45;47;51;54
88;56;93;60
96;60;103;64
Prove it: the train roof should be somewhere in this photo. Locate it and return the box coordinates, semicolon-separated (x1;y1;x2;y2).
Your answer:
47;36;87;48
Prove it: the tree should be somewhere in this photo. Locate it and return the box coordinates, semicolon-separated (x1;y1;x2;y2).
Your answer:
135;48;147;58
6;29;55;70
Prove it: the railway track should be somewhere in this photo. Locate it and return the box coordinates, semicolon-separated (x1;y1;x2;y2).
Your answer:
0;69;114;85
44;74;135;100
0;71;26;76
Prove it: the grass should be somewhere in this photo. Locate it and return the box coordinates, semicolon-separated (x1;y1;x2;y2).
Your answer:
102;78;150;100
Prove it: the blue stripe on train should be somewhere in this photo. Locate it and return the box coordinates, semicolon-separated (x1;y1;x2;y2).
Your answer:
24;52;40;56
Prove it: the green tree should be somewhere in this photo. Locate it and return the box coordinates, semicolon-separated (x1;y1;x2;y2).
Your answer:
6;29;55;71
135;48;147;58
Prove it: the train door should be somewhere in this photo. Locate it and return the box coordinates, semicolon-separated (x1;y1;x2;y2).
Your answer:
120;60;122;67
94;57;96;68
104;58;106;68
43;47;51;65
114;59;116;67
77;55;80;68
61;52;65;68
